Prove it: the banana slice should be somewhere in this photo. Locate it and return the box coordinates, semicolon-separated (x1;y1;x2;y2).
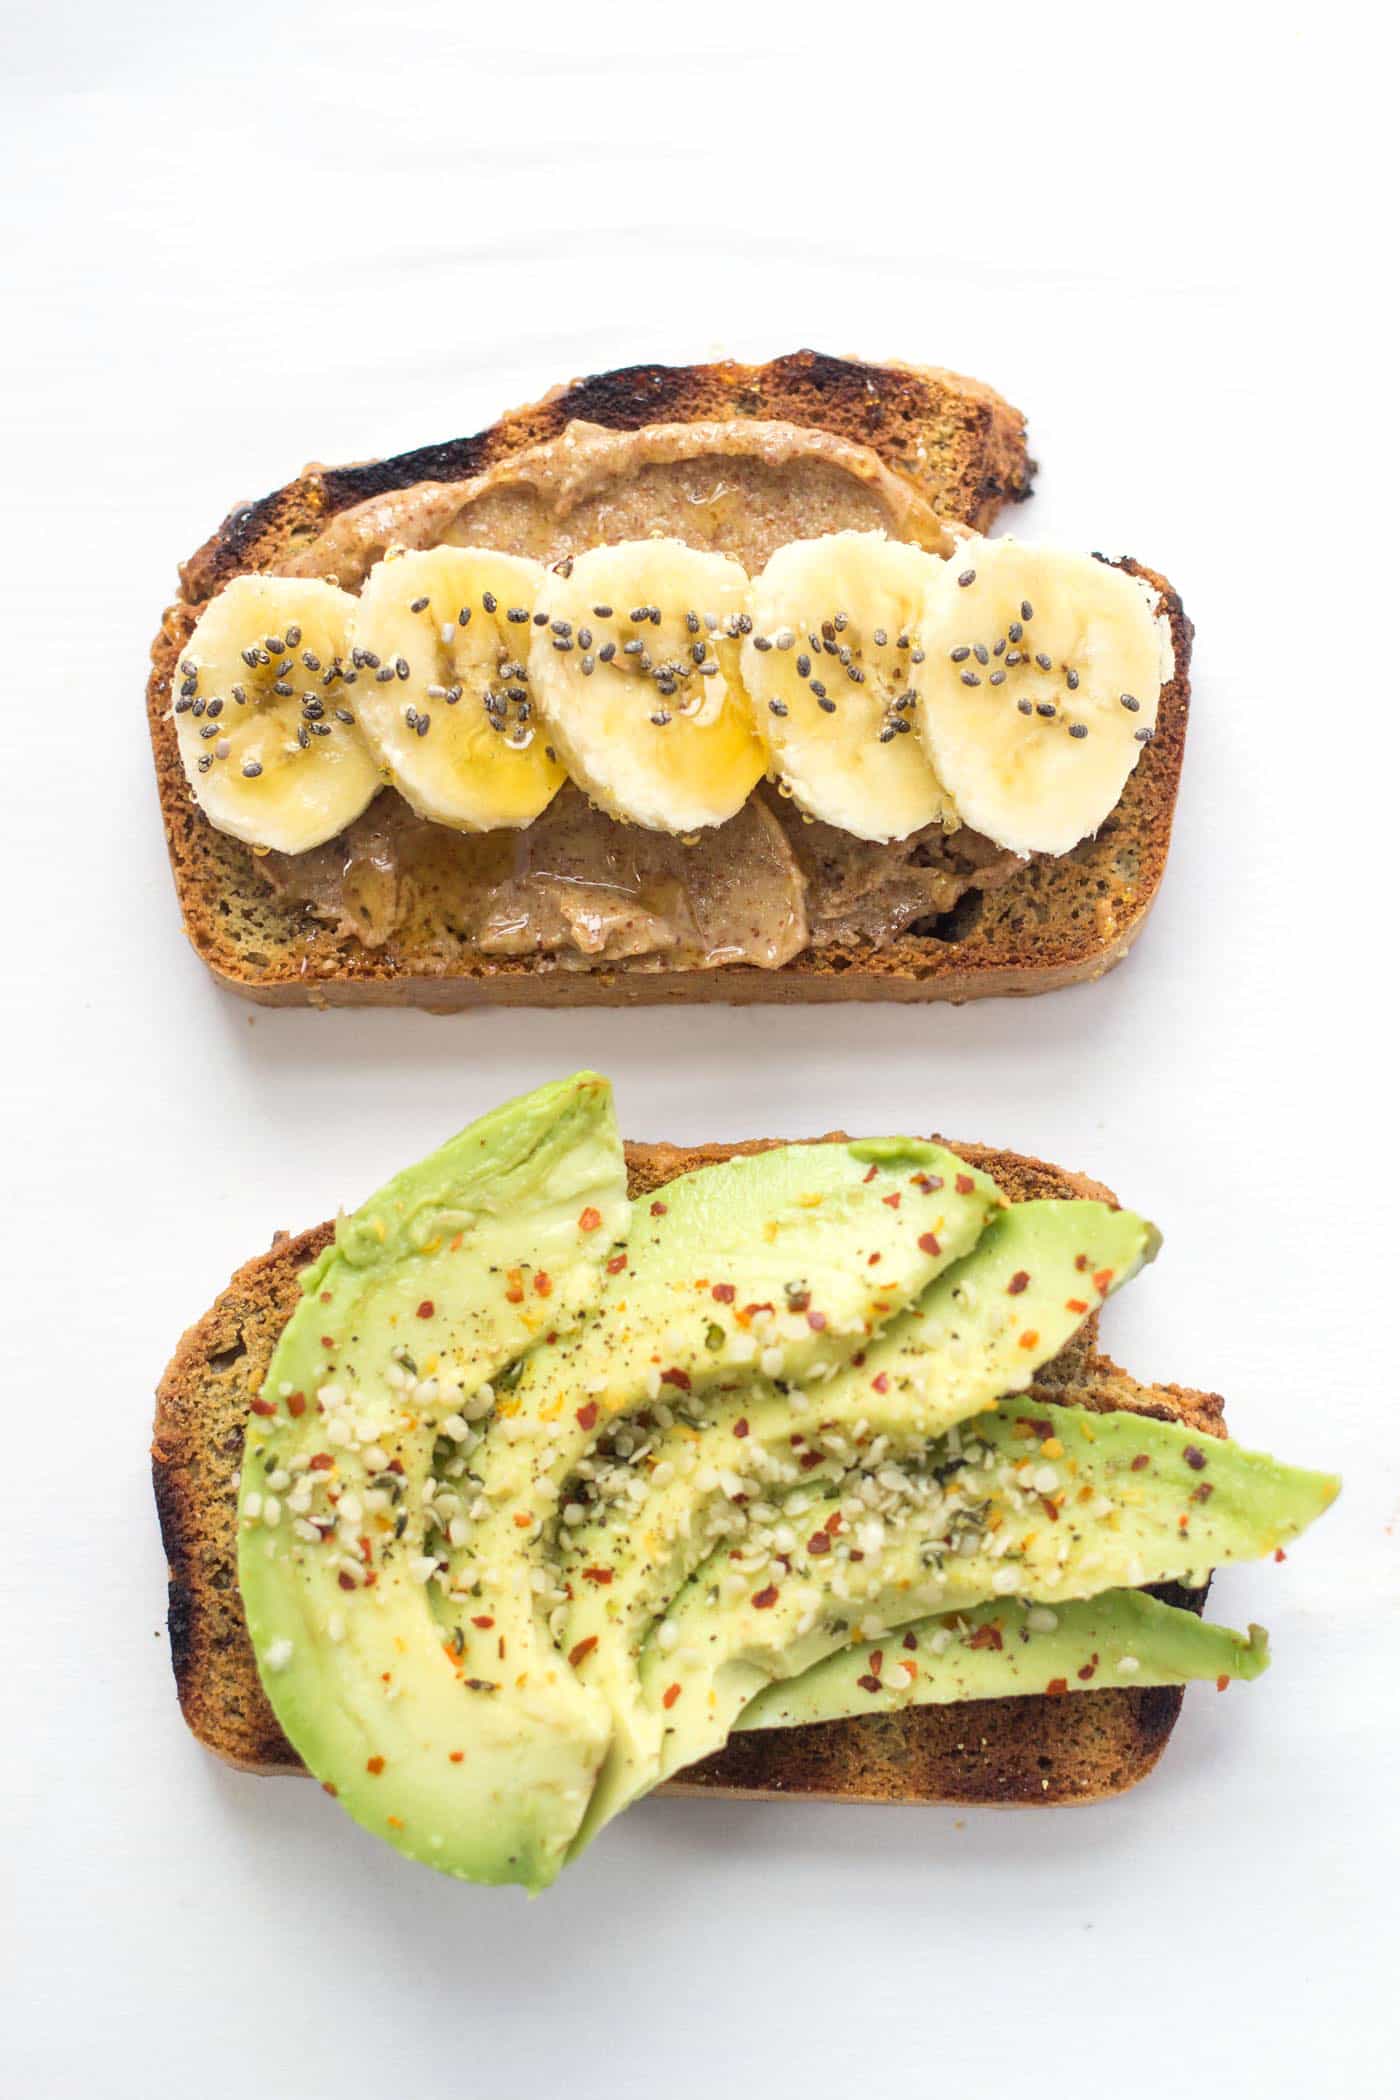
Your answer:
740;532;957;842
528;540;765;832
173;575;379;854
350;547;565;831
917;540;1173;856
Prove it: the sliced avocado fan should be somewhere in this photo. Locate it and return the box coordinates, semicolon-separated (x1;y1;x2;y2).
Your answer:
236;1082;1339;1892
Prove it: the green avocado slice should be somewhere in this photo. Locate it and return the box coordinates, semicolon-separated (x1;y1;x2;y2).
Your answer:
237;1073;629;1888
635;1401;1337;1800
739;1590;1270;1729
561;1199;1158;1845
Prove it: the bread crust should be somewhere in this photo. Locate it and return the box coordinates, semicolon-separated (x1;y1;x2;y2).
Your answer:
146;349;1190;1008
152;1133;1225;1805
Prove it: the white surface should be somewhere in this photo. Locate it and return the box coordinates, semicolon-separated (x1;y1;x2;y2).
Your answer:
3;6;1394;2096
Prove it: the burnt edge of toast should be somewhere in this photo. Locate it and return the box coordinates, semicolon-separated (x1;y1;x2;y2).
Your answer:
182;350;1034;598
153;1135;1225;1802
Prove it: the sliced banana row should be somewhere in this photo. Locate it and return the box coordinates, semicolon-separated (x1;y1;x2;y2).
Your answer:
172;533;1171;857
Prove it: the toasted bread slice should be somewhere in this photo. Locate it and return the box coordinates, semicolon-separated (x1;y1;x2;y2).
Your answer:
152;1134;1223;1805
148;350;1190;1009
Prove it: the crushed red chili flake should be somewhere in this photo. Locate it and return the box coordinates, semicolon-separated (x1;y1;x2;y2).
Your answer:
662;1683;682;1710
807;1531;831;1555
650;1201;667;1216
533;1272;553;1298
471;1615;495;1629
1007;1271;1030;1295
902;1631;918;1650
661;1367;692;1391
807;1310;828;1331
1092;1267;1114;1294
786;1288;811;1312
955;1174;975;1195
575;1402;599;1431
1065;1297;1090;1315
1216;1675;1230;1692
1017;1330;1040;1350
1131;1454;1150;1471
309;1452;334;1471
752;1585;779;1609
733;1418;750;1438
322;1781;338;1796
582;1567;613;1585
867;1252;881;1266
337;1571;357;1590
862;1165;879;1184
249;1396;276;1417
1045;1677;1069;1697
578;1206;602;1233
449;1751;464;1763
969;1623;1004;1651
857;1673;882;1694
882;1192;901;1209
1039;1496;1060;1523
1077;1654;1099;1681
825;1512;843;1535
1183;1444;1207;1470
1190;1482;1214;1504
606;1253;628;1275
1274;1547;1287;1563
799;1451;822;1471
358;1536;373;1563
321;1337;335;1350
568;1637;598;1668
1075;1253;1089;1271
285;1390;306;1418
711;1282;735;1303
868;1650;884;1677
911;1172;943;1193
505;1274;525;1304
416;1300;435;1320
366;1756;385;1775
918;1232;941;1255
871;1372;890;1394
1016;1417;1053;1440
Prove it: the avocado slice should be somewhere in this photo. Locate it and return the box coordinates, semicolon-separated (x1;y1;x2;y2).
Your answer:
561;1198;1158;1843
238;1073;629;1888
637;1401;1338;1796
739;1590;1270;1729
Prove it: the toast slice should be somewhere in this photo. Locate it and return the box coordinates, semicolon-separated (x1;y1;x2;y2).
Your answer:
147;350;1191;1009
152;1134;1224;1806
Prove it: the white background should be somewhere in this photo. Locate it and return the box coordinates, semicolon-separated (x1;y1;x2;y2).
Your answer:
4;5;1396;2096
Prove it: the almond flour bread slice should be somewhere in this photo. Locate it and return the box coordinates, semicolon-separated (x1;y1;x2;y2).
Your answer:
152;1134;1222;1805
148;349;1191;1008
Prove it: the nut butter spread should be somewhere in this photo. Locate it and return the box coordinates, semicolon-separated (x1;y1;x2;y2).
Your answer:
258;418;1019;966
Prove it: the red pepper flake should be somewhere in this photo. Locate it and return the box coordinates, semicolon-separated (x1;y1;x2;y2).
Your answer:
1274;1547;1287;1563
1016;1416;1053;1440
286;1390;306;1418
650;1200;668;1216
882;1192;901;1210
867;1252;881;1266
385;1815;404;1830
711;1282;736;1304
1007;1271;1030;1296
319;1291;332;1305
807;1531;831;1555
733;1418;750;1439
1017;1330;1040;1350
249;1396;276;1417
449;1751;464;1763
661;1367;692;1391
862;1164;879;1184
416;1300;435;1320
533;1271;552;1298
606;1253;628;1275
321;1781;338;1796
505;1272;525;1304
787;1288;811;1312
513;1512;532;1529
366;1756;385;1775
911;1172;943;1193
1077;1654;1100;1682
568;1637;598;1669
857;1673;882;1694
1040;1496;1060;1523
918;1232;941;1256
358;1536;373;1563
1131;1453;1150;1471
582;1567;613;1585
969;1622;1004;1651
337;1571;357;1590
309;1453;334;1471
1075;1254;1089;1272
1065;1298;1089;1314
662;1683;682;1710
806;1309;828;1331
825;1512;843;1535
1183;1444;1207;1471
1092;1268;1114;1294
1216;1675;1230;1692
752;1585;779;1610
902;1631;918;1651
321;1337;335;1351
1190;1481;1214;1504
871;1371;890;1394
1177;1514;1190;1532
471;1615;495;1629
799;1451;822;1471
851;1351;866;1368
575;1402;599;1431
578;1206;602;1233
1045;1677;1069;1698
955;1173;975;1195
868;1650;884;1678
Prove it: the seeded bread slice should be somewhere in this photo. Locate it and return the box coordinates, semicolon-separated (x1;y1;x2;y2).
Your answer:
152;1135;1223;1806
147;350;1190;1010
